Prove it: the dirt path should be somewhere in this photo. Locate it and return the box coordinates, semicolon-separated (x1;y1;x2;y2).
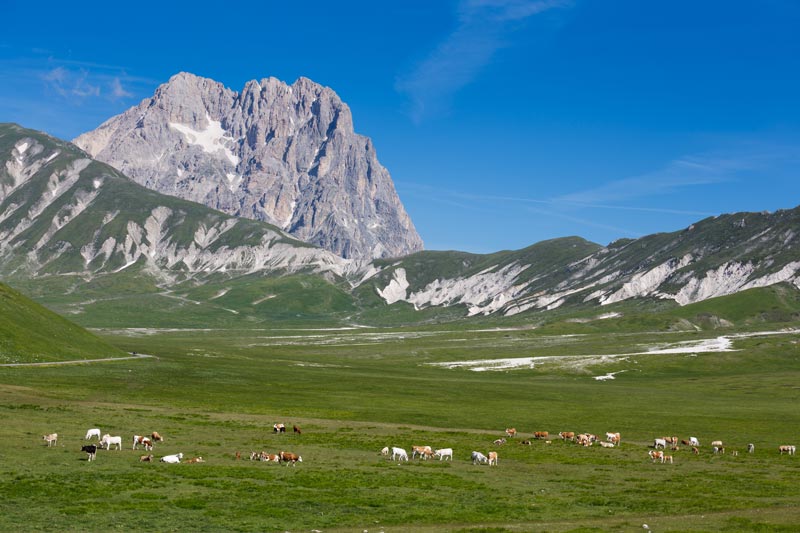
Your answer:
0;353;155;367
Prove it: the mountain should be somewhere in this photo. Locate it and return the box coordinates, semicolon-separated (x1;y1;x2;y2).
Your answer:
365;210;800;316
73;72;423;261
0;281;128;363
0;123;349;285
4;124;800;328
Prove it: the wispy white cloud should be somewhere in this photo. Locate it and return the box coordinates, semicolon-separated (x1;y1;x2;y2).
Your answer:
396;0;570;122
110;77;133;99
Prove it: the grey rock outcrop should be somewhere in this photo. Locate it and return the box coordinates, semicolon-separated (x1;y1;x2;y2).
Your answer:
74;72;423;260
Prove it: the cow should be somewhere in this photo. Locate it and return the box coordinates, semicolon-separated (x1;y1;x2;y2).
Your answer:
711;440;723;448
689;437;700;446
681;439;690;446
779;445;796;455
279;451;302;466
81;444;97;461
380;446;389;456
186;457;205;464
520;440;532;446
653;438;667;449
747;443;755;454
273;423;286;433
649;450;665;463
391;447;408;462
662;436;678;446
534;431;549;440
692;446;700;455
85;428;101;440
493;438;506;446
42;433;58;447
235;451;241;460
160;453;183;463
133;435;153;451
599;441;615;448
139;454;154;462
559;431;575;442
150;432;164;442
293;425;302;435
488;451;498;466
713;446;725;455
606;432;621;445
434;448;453;461
663;454;674;464
471;451;488;465
100;434;122;450
505;428;517;438
263;453;281;462
412;445;433;460
577;434;593;446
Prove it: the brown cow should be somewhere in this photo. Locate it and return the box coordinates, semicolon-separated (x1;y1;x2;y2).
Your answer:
533;431;549;440
150;432;164;442
558;431;575;442
139;454;154;462
279;451;302;465
505;428;517;438
293;425;302;434
488;451;498;466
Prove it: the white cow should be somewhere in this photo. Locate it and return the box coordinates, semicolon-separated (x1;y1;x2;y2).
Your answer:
42;433;58;447
488;451;498;466
380;446;389;456
689;437;700;446
391;447;408;461
654;438;667;449
471;451;488;465
100;434;122;450
779;445;796;455
85;428;101;440
434;448;453;461
160;452;183;463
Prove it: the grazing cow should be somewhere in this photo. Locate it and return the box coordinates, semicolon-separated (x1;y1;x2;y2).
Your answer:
85;428;101;440
534;431;549;440
472;451;488;465
599;441;615;448
160;453;183;463
380;446;389;456
391;447;409;462
100;434;122;450
653;438;667;449
263;453;281;463
713;446;725;455
692;446;700;455
520;440;532;446
505;428;517;438
186;457;205;464
559;431;575;442
711;440;723;448
293;425;302;435
279;451;302;465
488;451;498;466
747;443;755;454
81;444;97;461
779;445;796;455
663;436;678;446
663;454;674;464
133;435;153;451
434;448;453;461
649;450;665;463
577;434;594;447
42;433;58;447
412;445;433;460
150;432;164;442
493;438;506;446
273;423;286;433
606;432;621;445
689;437;700;446
139;454;154;462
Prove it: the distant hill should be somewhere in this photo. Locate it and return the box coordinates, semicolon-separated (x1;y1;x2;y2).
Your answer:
0;282;129;363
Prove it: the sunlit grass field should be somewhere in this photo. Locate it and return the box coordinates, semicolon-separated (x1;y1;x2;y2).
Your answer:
2;325;800;531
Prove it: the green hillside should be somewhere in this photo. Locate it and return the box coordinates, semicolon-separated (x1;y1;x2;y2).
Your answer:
0;282;128;363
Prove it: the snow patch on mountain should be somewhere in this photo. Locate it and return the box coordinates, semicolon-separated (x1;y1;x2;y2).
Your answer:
168;114;240;166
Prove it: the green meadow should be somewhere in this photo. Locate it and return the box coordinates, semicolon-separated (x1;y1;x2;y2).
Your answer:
2;321;800;532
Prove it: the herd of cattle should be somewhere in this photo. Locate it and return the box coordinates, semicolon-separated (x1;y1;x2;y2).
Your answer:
42;424;797;467
379;428;798;466
41;423;304;465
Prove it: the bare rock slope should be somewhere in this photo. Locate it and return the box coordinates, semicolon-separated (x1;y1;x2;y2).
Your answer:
74;72;423;260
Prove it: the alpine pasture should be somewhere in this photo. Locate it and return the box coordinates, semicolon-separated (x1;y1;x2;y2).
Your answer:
1;322;800;531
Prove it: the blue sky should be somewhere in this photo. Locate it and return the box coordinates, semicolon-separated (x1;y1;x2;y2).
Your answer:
2;0;799;253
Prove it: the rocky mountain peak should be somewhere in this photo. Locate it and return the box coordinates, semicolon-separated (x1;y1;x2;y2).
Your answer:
74;73;423;260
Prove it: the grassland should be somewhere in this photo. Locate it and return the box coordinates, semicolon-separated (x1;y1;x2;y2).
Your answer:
1;322;800;532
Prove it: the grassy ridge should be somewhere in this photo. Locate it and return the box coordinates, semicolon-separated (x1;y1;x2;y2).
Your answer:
0;282;128;363
1;325;799;531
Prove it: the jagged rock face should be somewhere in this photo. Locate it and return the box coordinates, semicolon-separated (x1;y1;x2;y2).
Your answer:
74;72;424;260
